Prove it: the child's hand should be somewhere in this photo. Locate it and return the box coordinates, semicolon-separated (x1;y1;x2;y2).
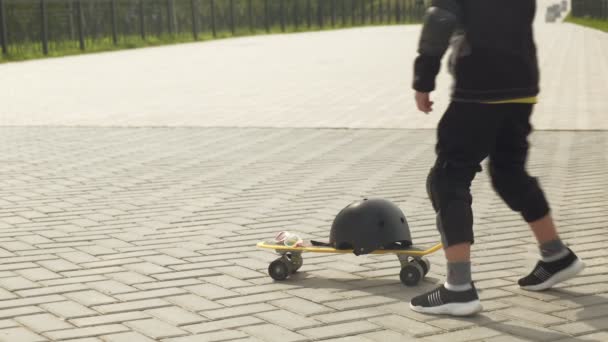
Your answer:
415;92;434;114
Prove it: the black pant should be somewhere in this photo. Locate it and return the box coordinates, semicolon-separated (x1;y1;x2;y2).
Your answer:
427;102;550;247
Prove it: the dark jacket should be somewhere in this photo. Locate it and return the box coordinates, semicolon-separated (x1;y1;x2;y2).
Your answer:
413;0;540;102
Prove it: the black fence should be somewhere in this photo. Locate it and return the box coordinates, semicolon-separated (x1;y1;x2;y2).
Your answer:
0;0;426;57
571;0;608;19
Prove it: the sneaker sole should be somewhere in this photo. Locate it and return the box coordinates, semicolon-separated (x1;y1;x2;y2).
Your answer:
409;300;482;316
520;258;585;292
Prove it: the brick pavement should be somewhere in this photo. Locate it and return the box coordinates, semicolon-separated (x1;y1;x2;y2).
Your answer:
0;127;606;341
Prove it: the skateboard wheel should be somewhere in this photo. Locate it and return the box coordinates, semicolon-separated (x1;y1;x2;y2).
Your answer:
400;263;424;286
415;257;431;276
288;253;303;273
268;258;290;281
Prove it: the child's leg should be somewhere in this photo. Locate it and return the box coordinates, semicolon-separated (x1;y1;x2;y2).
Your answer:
411;101;501;316
488;104;584;291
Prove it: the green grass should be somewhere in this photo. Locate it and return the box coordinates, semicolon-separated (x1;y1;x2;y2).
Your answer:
565;14;608;33
0;21;418;63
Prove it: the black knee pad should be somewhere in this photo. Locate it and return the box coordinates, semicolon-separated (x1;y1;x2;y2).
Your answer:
437;199;474;246
490;164;550;222
427;160;478;246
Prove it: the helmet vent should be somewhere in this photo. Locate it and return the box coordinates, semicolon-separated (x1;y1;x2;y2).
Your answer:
400;217;405;223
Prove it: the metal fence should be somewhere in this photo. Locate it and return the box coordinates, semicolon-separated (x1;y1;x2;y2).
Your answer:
571;0;608;19
0;0;426;57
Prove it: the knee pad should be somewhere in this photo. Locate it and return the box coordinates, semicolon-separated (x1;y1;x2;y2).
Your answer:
427;160;478;246
490;164;550;221
437;200;474;246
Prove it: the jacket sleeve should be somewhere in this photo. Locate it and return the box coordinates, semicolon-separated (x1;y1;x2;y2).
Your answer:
413;0;463;93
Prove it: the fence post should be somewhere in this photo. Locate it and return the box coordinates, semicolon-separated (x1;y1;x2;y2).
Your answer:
317;0;323;28
331;0;336;27
280;0;285;32
307;0;312;28
210;0;217;37
294;0;299;30
167;0;176;35
191;0;198;39
110;0;118;45
0;0;7;55
76;0;85;50
264;0;270;32
229;0;235;35
248;0;253;32
40;0;49;55
361;0;366;24
139;0;145;40
341;0;346;26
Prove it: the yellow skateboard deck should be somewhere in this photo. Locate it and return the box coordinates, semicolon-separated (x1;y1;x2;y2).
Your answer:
257;241;442;256
257;240;443;286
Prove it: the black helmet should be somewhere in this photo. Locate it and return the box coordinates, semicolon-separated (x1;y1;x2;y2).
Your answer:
330;198;412;255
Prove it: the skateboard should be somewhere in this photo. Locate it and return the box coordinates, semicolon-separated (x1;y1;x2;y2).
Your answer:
256;240;443;286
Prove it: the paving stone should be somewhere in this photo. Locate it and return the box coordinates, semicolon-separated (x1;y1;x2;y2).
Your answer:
86;280;137;295
94;299;172;314
183;316;261;334
299;321;380;340
486;319;572;341
239;323;308;342
124;318;188;339
553;303;608;321
44;324;130;340
65;290;118;307
368;314;442;336
15;313;74;332
496;307;567;326
270;297;334;316
423;326;502;342
164;330;248;342
16;268;62;281
114;288;187;301
0;306;45;319
361;330;421;342
0;276;40;291
182;283;238;300
15;284;89;298
145;306;206;326
255;309;321;330
100;331;155;342
0;320;19;329
0;327;47;342
0;295;66;310
40;301;98;319
201;303;276;320
152;269;219;281
166;294;223;312
70;312;150;327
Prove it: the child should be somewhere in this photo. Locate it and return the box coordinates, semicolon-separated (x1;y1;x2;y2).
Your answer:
409;0;585;316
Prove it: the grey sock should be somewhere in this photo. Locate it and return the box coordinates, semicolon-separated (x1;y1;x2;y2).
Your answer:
446;261;472;289
540;239;568;262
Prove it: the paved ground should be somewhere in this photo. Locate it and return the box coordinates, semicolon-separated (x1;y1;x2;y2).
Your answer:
1;1;608;341
0;127;606;342
1;9;608;130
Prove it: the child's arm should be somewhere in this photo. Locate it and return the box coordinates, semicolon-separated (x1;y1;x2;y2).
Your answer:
413;0;463;93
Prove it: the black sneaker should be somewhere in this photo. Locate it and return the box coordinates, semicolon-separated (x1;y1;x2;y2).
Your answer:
519;248;585;291
409;283;482;316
